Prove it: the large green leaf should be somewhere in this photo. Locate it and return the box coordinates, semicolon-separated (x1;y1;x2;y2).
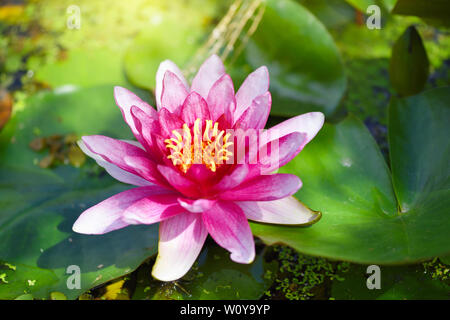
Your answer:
298;0;355;29
0;85;133;168
0;86;161;299
345;0;396;12
229;0;347;117
0;166;159;300
133;244;276;300
123;17;201;90
392;0;450;28
251;87;450;264
30;48;127;88
331;264;450;300
123;0;228;89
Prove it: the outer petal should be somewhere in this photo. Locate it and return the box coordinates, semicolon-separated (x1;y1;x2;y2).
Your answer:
122;193;184;224
124;156;169;187
114;86;157;137
78;140;153;186
190;55;225;99
202;201;255;264
155;60;188;110
249;132;306;177
82;135;160;183
72;186;168;234
206;74;235;123
152;212;208;281
220;174;302;201
161;71;189;113
235;66;269;121
235;92;271;130
260;112;325;151
236;196;321;225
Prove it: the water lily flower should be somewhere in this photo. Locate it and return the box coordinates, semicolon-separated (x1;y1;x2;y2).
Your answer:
73;55;324;281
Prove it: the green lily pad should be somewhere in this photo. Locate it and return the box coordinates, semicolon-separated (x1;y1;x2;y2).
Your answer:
331;264;450;300
0;86;161;299
133;244;277;300
0;85;133;168
123;17;201;90
345;0;396;12
298;0;355;29
14;294;34;300
251;87;450;264
392;0;450;28
31;48;127;88
439;255;450;265
123;0;227;89
229;0;347;117
0;261;58;299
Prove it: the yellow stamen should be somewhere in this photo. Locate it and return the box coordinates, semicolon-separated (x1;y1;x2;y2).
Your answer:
164;118;233;173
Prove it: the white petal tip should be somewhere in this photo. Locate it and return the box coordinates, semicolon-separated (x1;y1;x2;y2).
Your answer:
230;252;255;265
151;267;185;282
72;221;89;234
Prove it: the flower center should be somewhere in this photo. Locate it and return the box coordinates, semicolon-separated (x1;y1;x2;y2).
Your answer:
164;118;233;173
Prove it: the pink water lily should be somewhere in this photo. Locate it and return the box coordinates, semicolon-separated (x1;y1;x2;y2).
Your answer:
73;55;324;281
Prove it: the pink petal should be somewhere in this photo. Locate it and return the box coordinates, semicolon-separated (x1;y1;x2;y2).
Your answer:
236;196;320;225
161;71;189;113
152;212;208;281
72;186;168;234
122;193;184;225
233;127;260;166
214;164;249;192
220;174;302;201
206;74;235;123
202;201;255;264
190;55;225;99
235;92;271;130
78;140;153;186
180;92;210;126
158;108;184;138
254;132;306;176
157;165;201;198
155;60;188;110
260;112;325;151
82;135;159;183
130;106;161;158
114;86;157;137
184;164;216;185
235;66;269;121
177;198;216;213
123;156;169;187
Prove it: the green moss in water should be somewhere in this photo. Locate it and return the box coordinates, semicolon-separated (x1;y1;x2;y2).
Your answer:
423;257;450;283
263;245;350;300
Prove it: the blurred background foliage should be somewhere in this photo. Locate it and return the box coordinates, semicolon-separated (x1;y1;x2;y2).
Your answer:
0;0;449;300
